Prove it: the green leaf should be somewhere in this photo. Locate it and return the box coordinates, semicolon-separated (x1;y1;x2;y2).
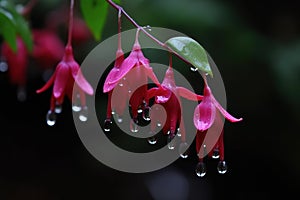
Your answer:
113;0;121;4
0;7;17;52
80;0;109;41
166;36;213;76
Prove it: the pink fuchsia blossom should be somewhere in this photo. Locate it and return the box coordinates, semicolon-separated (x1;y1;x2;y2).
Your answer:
193;78;242;176
103;39;160;129
31;29;65;69
1;37;28;87
146;65;202;151
36;45;93;125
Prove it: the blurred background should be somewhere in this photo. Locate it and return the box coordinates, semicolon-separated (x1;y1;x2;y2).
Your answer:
0;0;299;199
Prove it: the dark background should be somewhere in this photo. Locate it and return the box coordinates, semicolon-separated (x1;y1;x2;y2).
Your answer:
0;0;299;199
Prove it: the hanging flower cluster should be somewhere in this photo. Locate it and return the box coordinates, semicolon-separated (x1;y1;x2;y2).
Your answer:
0;0;242;177
100;0;243;177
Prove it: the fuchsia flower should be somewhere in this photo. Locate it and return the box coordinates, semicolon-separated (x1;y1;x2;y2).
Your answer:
37;45;94;126
103;37;161;130
146;63;202;153
31;29;65;69
1;37;28;86
1;37;28;101
193;78;242;176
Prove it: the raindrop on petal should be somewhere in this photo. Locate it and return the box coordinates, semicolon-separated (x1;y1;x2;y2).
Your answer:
104;119;112;132
147;137;157;145
116;114;123;123
130;119;139;133
17;86;26;102
190;66;198;72
79;106;88;122
167;134;176;150
0;61;8;72
195;162;206;177
217;160;228;174
46;110;56;126
72;94;82;112
212;149;220;159
55;103;62;114
179;142;189;158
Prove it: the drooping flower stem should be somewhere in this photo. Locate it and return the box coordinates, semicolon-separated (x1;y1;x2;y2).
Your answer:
106;0;191;66
67;0;74;47
117;9;122;51
21;0;38;16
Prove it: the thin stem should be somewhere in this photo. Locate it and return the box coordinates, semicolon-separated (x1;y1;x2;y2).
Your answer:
117;9;122;50
106;0;190;64
67;0;74;47
21;0;38;16
169;53;173;68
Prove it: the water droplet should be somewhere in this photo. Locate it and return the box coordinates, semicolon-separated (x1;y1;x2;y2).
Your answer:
179;142;189;158
145;25;152;31
111;110;116;115
205;73;209;76
143;107;151;121
130;119;139;133
128;89;132;94
137;108;143;113
195;162;206;177
116;114;123;123
17;86;26;102
217;160;228;174
104;119;112;132
167;134;176;150
157;122;162;127
0;61;8;72
55;103;62;114
79;106;88;122
118;82;124;87
190;66;198;72
46;110;56;126
72;94;81;112
147;137;157;145
212;149;220;159
177;128;181;137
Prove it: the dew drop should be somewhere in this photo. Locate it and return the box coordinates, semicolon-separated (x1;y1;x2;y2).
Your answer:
116;114;123;123
217;160;228;174
104;119;112;132
130;119;139;133
157;121;162;127
145;25;152;31
111;110;116;115
179;142;189;158
128;89;132;94
17;86;26;102
55;104;62;114
195;162;206;177
72;94;81;112
190;66;198;72
79;106;88;122
212;149;220;159
118;82;124;87
137;108;143;114
167;134;176;150
143;107;151;121
46;110;56;126
0;61;8;72
147;137;157;145
177;128;181;137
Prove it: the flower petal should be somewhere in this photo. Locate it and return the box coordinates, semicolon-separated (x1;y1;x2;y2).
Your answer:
177;86;203;101
212;96;243;122
193;97;216;131
36;71;56;93
53;62;70;98
74;69;94;95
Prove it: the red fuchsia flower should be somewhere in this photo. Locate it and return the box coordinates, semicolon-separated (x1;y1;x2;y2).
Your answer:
103;33;161;131
146;61;202;156
193;77;242;177
1;37;28;101
36;45;94;126
31;29;65;69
